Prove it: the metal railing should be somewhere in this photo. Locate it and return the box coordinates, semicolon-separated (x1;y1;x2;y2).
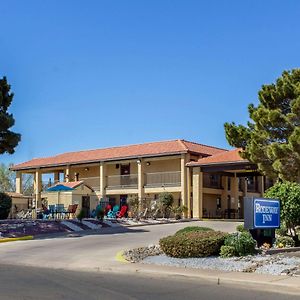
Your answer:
145;171;181;187
106;174;138;189
203;174;222;189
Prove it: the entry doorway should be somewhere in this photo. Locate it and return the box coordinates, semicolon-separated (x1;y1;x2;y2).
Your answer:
82;196;90;218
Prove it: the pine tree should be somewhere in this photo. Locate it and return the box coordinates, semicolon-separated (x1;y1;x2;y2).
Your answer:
224;69;300;182
0;76;21;154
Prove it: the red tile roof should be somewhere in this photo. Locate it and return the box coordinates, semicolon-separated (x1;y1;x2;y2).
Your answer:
55;181;84;189
11;139;227;171
187;148;247;166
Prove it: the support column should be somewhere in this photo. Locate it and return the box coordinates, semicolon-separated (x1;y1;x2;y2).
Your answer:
187;166;191;218
192;167;203;219
34;169;42;217
65;165;70;182
243;177;248;197
16;171;22;194
137;159;145;212
181;154;188;212
230;174;239;210
221;176;228;208
99;162;106;200
258;176;264;195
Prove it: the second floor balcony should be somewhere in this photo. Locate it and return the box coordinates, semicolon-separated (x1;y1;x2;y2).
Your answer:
145;171;181;187
106;174;138;189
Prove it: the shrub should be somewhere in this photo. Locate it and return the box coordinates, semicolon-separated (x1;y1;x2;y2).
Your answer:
77;209;85;222
236;224;248;233
175;226;214;236
159;231;227;258
220;245;236;258
158;192;174;218
95;206;104;221
276;226;288;237
264;182;300;238
224;232;256;256
275;236;295;248
0;192;12;219
172;205;188;220
127;195;139;218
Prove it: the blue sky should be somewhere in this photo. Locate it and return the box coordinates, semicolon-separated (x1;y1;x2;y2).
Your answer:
1;0;300;165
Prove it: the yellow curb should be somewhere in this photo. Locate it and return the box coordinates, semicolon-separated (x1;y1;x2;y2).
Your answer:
0;236;34;243
115;250;129;263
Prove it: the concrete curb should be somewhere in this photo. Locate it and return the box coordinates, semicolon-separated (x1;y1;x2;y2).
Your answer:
0;236;34;243
114;251;300;295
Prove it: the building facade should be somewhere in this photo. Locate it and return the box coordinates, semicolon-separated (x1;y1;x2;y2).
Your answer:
11;140;270;219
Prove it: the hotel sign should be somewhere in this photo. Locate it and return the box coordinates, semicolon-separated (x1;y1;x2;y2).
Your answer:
253;199;280;228
244;197;280;229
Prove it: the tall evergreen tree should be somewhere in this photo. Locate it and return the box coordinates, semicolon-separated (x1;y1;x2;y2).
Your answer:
224;69;300;182
0;76;21;154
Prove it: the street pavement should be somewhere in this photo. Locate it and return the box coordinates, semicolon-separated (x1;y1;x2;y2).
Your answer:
0;220;299;297
0;264;298;300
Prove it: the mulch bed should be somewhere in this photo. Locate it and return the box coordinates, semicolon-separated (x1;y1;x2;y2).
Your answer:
0;220;71;238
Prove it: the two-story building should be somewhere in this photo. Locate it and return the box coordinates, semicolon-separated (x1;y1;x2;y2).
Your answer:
11;139;271;219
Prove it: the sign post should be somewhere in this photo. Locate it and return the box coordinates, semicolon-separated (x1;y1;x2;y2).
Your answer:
244;197;280;246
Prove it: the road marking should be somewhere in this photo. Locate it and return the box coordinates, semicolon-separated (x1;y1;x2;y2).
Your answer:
115;250;129;263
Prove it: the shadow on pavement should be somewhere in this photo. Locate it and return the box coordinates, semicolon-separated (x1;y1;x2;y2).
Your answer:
33;225;149;240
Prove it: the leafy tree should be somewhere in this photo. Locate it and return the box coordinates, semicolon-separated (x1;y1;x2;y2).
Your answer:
0;76;21;154
0;192;12;219
224;69;300;182
0;163;15;192
264;181;300;243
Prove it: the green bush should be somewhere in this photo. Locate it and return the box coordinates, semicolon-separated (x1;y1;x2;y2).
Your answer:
77;209;85;222
275;236;295;248
0;192;12;219
276;226;288;237
159;231;227;258
95;206;104;221
224;232;256;256
264;182;300;237
175;226;214;236
236;224;248;233
220;245;236;258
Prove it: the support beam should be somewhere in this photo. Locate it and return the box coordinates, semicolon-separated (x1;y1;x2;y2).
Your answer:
99;162;106;200
65;166;70;182
192;167;203;219
181;154;188;215
187;166;191;218
15;171;22;194
137;159;145;212
34;169;42;217
230;174;239;210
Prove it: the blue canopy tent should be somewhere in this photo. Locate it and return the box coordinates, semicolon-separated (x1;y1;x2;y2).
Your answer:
47;185;74;192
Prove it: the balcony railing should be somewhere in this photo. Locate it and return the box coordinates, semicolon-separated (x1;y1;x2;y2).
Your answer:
106;174;138;189
203;174;222;189
145;171;181;187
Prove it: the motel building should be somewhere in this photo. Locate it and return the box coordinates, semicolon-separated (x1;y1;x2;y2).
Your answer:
11;139;273;219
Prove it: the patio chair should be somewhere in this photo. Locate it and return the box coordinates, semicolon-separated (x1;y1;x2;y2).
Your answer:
116;205;128;218
55;204;66;219
107;205;119;218
65;204;78;219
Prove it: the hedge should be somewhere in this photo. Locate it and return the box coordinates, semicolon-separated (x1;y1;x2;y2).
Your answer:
159;231;227;258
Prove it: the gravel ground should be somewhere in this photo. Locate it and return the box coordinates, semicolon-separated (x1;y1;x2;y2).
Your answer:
142;254;300;276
